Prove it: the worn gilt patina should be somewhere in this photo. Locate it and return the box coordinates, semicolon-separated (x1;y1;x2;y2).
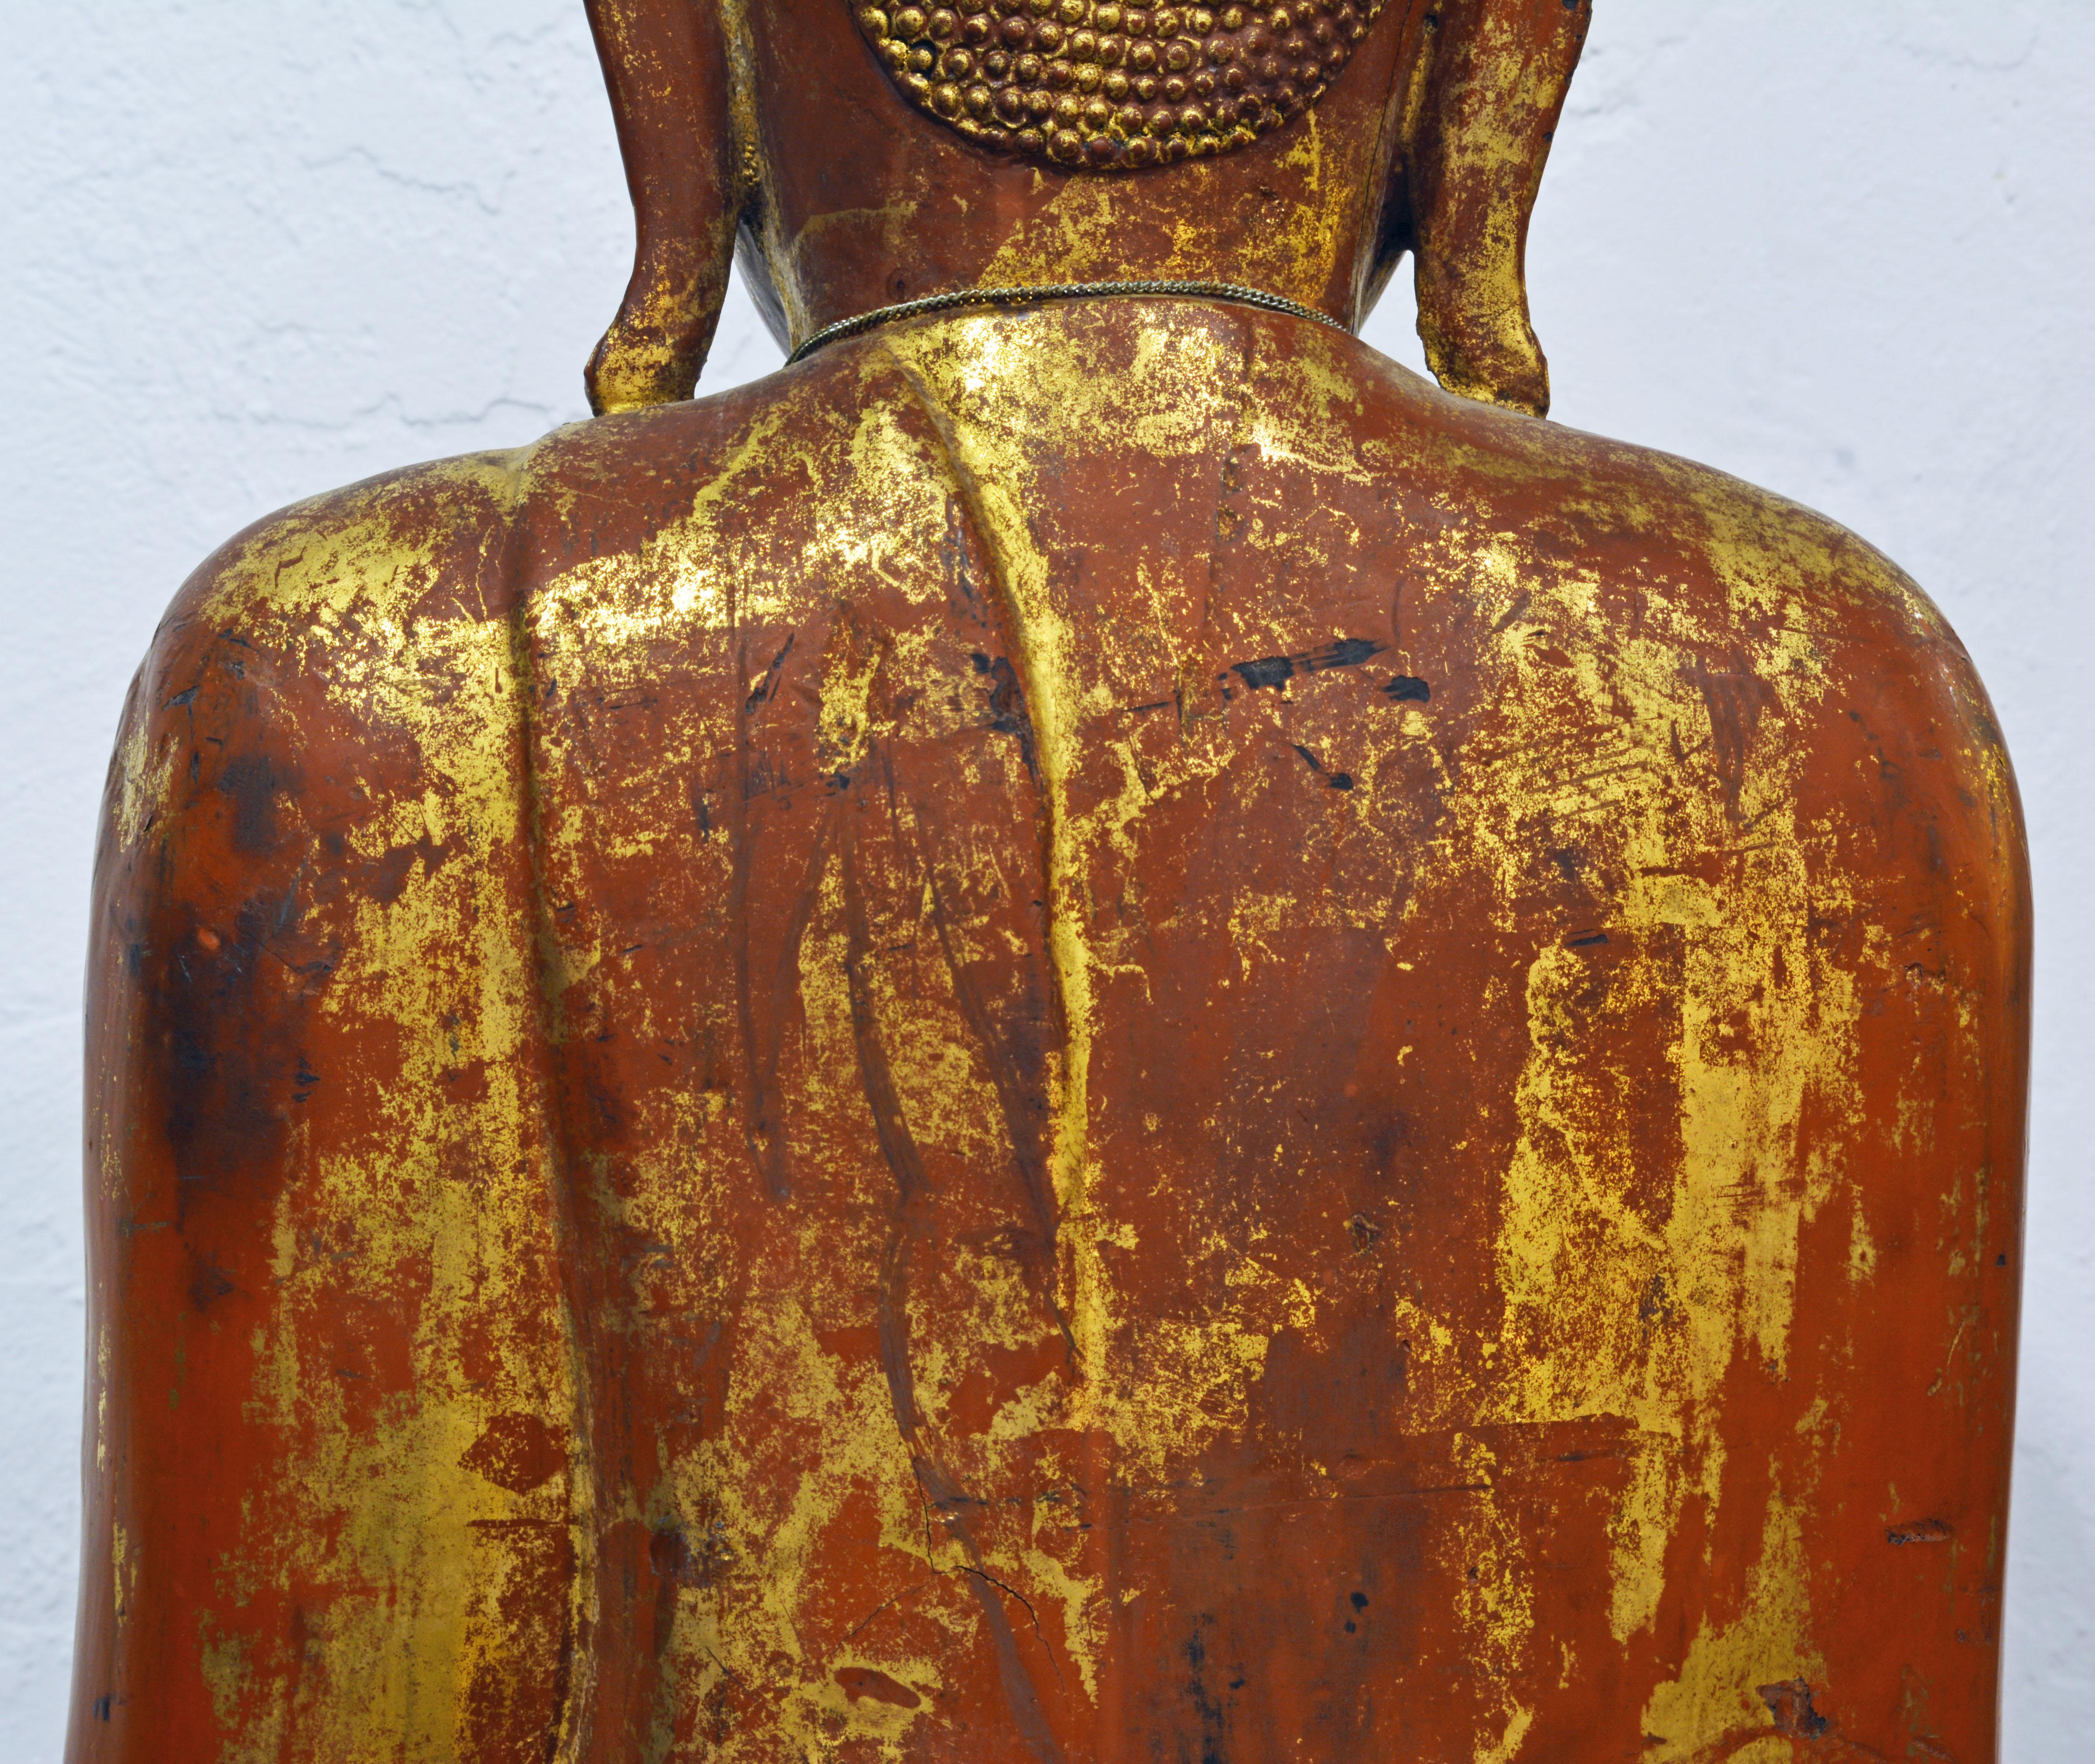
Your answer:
70;1;2028;1760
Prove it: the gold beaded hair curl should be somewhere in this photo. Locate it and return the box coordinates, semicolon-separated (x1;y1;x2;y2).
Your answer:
853;0;1386;170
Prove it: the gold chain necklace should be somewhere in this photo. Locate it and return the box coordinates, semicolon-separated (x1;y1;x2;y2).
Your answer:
786;278;1348;365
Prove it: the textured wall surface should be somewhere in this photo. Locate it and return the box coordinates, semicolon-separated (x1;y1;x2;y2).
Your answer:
3;1;2087;1756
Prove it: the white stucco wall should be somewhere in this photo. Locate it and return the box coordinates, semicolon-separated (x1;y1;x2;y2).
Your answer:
4;2;2086;1755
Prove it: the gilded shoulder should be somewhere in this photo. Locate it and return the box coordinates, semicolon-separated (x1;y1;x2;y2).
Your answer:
102;448;538;894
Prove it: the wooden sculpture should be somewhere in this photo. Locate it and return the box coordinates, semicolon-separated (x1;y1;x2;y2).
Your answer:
69;1;2029;1759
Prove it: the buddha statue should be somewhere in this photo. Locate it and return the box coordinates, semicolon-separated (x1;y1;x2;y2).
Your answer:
68;1;2028;1760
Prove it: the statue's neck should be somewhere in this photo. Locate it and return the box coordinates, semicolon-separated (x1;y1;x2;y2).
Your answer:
744;161;1374;353
733;22;1413;353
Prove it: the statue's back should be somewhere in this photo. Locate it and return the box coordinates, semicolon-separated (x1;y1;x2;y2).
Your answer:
69;5;2027;1763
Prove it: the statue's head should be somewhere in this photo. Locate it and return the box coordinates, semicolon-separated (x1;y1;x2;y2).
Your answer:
585;0;1588;416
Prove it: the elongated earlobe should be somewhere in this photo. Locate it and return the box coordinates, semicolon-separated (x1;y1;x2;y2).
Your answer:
585;0;743;415
1402;0;1591;418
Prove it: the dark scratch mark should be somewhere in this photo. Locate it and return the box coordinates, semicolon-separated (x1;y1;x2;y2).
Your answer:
1290;743;1356;792
960;1565;1062;1686
1887;1519;1953;1546
1225;635;1386;692
984;655;1039;777
1757;1679;1832;1739
745;632;796;712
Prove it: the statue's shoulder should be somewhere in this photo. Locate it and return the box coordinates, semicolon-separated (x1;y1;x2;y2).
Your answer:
103;359;907;897
127;357;781;721
1325;350;2025;920
131;446;534;748
95;448;546;1002
1352;352;2005;766
178;447;530;622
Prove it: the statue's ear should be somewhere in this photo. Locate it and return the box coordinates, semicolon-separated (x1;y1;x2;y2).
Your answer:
584;0;743;415
1395;0;1591;418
